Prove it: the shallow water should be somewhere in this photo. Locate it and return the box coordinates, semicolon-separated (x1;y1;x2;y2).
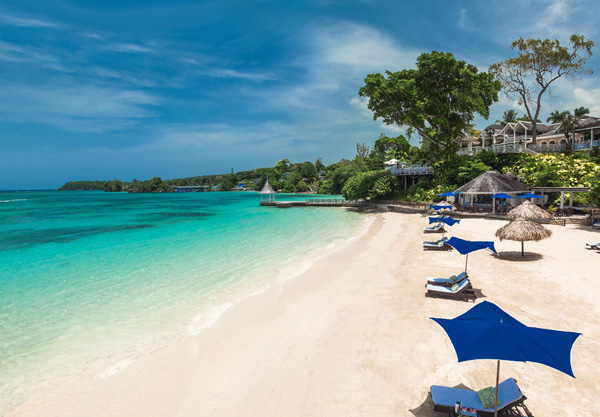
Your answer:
0;190;363;413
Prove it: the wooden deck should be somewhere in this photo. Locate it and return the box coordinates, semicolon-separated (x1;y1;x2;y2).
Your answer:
260;199;359;208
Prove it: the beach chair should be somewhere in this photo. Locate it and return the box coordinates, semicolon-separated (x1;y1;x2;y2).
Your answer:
424;222;445;233
426;271;469;288
426;279;476;302
431;378;533;417
585;242;600;250
423;237;452;251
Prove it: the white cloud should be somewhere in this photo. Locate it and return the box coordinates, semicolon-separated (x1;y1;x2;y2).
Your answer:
313;21;418;73
0;84;159;133
104;43;154;53
201;68;275;82
458;8;468;29
0;11;59;28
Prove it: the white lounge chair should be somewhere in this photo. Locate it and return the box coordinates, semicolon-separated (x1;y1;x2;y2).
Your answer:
427;271;469;287
424;222;444;233
426;279;476;302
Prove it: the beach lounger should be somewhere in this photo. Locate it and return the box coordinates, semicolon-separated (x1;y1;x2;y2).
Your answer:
431;377;533;417
424;222;445;233
426;279;476;302
423;237;452;251
585;242;600;250
426;271;469;288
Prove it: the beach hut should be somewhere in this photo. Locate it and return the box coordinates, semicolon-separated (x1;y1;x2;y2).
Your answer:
455;170;530;209
259;178;276;202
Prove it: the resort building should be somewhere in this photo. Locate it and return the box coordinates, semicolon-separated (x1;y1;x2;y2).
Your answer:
459;117;600;155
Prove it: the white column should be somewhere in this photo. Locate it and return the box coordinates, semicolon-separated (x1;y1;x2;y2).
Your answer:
560;191;565;209
569;192;574;208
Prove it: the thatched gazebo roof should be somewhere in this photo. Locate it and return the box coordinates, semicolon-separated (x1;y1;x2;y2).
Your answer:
259;180;276;194
495;218;552;257
455;170;530;195
507;200;552;220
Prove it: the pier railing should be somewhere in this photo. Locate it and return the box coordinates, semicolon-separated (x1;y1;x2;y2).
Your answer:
306;198;348;205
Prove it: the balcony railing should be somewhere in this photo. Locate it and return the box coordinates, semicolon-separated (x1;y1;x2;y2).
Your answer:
386;164;434;175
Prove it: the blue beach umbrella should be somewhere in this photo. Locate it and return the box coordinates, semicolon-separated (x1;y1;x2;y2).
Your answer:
490;193;514;199
428;216;461;227
431;301;581;417
446;237;497;273
439;191;459;197
430;204;454;211
519;192;544;199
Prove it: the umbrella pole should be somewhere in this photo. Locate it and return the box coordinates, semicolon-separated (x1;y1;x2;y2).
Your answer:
464;253;469;273
494;360;500;417
521;241;524;257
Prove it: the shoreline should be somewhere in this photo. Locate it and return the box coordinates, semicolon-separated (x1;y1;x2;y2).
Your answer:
4;208;372;416
8;211;600;416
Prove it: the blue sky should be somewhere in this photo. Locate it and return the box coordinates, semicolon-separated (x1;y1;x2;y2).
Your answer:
1;0;599;189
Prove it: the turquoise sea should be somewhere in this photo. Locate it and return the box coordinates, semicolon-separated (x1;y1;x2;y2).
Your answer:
0;190;364;413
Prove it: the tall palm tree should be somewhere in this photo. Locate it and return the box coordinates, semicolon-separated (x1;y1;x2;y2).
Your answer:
495;109;519;126
517;114;542;123
547;110;571;123
574;106;590;118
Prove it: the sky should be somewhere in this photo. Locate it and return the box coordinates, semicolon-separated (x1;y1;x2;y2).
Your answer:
1;0;599;189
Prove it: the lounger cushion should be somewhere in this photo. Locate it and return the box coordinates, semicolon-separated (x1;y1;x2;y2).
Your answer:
431;378;523;412
477;387;500;408
428;280;469;294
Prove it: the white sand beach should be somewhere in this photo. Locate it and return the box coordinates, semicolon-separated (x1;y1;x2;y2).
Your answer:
9;210;600;417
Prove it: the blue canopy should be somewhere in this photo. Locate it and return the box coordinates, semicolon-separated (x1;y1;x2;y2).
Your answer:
439;191;458;197
430;204;454;211
519;193;544;199
446;237;497;255
431;301;581;377
428;216;460;226
490;193;514;199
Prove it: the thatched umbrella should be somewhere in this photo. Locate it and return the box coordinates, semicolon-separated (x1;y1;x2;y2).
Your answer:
495;218;552;257
507;200;552;220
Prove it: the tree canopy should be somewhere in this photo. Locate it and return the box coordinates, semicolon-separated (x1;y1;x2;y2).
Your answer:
359;51;501;161
489;35;594;145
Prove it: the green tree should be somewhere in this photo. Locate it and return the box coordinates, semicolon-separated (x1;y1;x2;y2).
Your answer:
274;159;291;176
319;159;365;194
367;135;414;170
298;161;318;181
356;143;370;159
359;51;501;161
574;106;590;118
589;170;600;206
547;110;571;123
489;34;594;145
315;157;325;172
220;177;235;191
282;182;296;193
496;109;519;126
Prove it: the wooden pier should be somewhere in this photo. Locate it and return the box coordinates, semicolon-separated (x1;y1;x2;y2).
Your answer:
260;199;359;208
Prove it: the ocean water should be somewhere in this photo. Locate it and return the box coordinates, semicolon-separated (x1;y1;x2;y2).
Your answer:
0;191;364;412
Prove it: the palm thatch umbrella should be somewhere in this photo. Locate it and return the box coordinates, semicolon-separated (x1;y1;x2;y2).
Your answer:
495;218;552;257
507;200;552;220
